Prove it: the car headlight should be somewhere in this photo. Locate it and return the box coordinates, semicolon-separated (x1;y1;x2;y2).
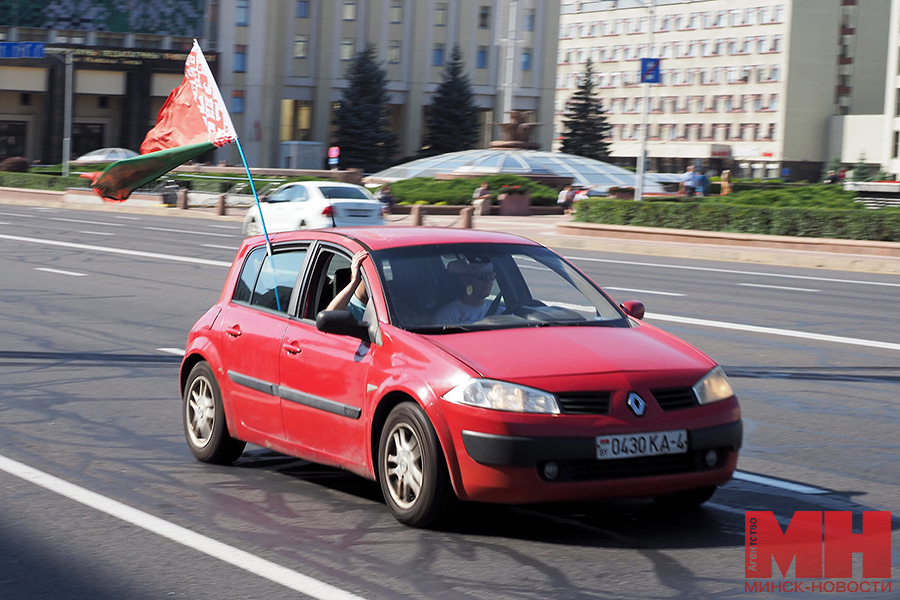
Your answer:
693;366;735;405
442;379;560;414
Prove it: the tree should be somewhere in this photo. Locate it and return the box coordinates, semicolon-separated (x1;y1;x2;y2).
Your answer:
333;45;398;172
560;59;612;160
420;45;480;157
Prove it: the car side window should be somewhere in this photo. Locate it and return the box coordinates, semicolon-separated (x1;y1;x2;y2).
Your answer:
249;249;308;313
289;186;308;202
233;246;267;303
301;250;370;319
267;187;295;203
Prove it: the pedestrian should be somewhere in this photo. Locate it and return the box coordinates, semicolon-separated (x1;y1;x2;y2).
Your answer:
825;170;840;184
557;185;575;215
697;169;710;197
376;184;396;213
680;165;698;196
472;182;491;216
720;170;732;195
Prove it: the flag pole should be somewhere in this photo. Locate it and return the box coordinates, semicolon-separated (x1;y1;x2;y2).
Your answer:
234;137;280;311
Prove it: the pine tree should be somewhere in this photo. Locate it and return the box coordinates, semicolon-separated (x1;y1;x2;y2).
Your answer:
560;59;612;161
420;45;480;157
333;45;398;172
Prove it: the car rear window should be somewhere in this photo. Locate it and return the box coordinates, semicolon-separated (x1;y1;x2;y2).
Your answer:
317;186;371;200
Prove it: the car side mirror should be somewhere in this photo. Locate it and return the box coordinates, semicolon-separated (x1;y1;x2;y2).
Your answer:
620;300;645;320
316;310;370;341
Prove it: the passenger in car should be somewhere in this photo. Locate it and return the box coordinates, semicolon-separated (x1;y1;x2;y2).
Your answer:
432;255;495;325
325;251;370;321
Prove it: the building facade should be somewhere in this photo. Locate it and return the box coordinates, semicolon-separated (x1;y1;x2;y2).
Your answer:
0;0;208;164
556;0;889;181
212;0;561;169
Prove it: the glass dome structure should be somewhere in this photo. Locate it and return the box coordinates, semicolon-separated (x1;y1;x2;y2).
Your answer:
366;149;665;194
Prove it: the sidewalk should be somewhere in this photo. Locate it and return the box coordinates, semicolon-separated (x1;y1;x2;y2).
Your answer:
4;193;900;275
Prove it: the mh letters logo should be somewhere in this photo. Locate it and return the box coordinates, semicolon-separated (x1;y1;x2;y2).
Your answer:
745;511;891;579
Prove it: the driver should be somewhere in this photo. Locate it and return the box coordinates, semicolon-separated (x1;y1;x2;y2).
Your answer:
432;255;495;325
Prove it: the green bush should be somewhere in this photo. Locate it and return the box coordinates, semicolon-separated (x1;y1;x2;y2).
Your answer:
575;198;900;242
0;171;90;190
390;174;558;206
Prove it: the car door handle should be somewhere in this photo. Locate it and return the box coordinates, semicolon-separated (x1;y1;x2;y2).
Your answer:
282;341;302;355
225;325;242;338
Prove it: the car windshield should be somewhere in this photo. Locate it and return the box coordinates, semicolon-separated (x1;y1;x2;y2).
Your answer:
372;243;628;333
318;186;373;200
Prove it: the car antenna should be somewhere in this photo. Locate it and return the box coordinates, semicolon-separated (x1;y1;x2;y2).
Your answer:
235;137;280;311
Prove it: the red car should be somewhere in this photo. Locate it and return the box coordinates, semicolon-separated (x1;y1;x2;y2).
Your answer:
180;227;741;527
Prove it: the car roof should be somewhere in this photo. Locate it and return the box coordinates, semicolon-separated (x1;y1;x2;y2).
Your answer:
262;226;540;252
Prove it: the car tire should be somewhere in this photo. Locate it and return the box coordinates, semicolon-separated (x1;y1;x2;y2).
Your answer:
183;362;246;464
652;485;717;509
378;402;456;528
244;218;262;237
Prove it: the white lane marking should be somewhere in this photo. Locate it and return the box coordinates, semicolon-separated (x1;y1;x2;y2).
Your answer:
114;216;141;220
202;244;239;251
0;211;35;218
143;226;234;238
733;471;829;495
0;454;366;600
209;224;240;230
35;267;88;277
158;347;186;356
0;233;232;268
604;286;685;297
79;231;115;237
566;255;900;288
0;221;9;225
51;217;125;227
647;312;900;352
32;207;61;212
738;283;819;292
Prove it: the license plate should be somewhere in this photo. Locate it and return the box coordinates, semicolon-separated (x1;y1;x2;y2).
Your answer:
347;209;372;217
596;429;687;460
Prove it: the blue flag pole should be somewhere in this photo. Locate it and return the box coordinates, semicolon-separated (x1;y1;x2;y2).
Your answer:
235;137;280;312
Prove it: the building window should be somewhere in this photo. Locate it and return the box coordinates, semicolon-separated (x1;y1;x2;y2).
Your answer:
293;35;308;58
893;131;899;159
297;0;308;18
388;40;401;64
236;0;249;26
340;38;355;60
232;90;244;114
390;1;403;23
522;48;532;72
342;1;357;21
477;46;488;69
435;2;447;26
525;9;535;31
234;45;247;72
768;94;778;111
479;6;490;29
433;43;445;66
771;35;782;52
769;65;779;81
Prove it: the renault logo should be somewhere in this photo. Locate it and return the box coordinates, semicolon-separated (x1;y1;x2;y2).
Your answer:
626;392;646;417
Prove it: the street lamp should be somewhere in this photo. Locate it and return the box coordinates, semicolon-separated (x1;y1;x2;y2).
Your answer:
634;0;655;202
48;49;74;176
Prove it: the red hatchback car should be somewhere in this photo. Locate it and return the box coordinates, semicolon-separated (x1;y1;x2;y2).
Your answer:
180;227;741;527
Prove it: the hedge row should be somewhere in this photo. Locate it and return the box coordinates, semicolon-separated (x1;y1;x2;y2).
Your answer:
0;171;90;191
575;199;900;242
389;174;559;206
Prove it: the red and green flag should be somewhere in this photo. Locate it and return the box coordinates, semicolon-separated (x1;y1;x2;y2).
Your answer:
84;41;236;202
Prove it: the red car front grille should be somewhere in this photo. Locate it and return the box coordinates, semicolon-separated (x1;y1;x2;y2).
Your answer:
556;391;611;415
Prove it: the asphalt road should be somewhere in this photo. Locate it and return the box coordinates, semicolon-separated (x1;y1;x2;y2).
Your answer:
0;203;897;600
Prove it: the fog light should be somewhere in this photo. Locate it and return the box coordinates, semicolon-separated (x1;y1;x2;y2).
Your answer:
704;450;719;467
543;462;560;480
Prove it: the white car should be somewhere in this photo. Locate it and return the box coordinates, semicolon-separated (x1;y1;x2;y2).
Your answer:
243;181;384;236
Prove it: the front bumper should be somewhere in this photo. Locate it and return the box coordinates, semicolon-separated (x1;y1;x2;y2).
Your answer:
452;420;742;503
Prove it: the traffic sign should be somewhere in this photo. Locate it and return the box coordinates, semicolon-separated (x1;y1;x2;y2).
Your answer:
328;146;340;159
328;157;339;165
0;42;45;59
640;58;661;84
